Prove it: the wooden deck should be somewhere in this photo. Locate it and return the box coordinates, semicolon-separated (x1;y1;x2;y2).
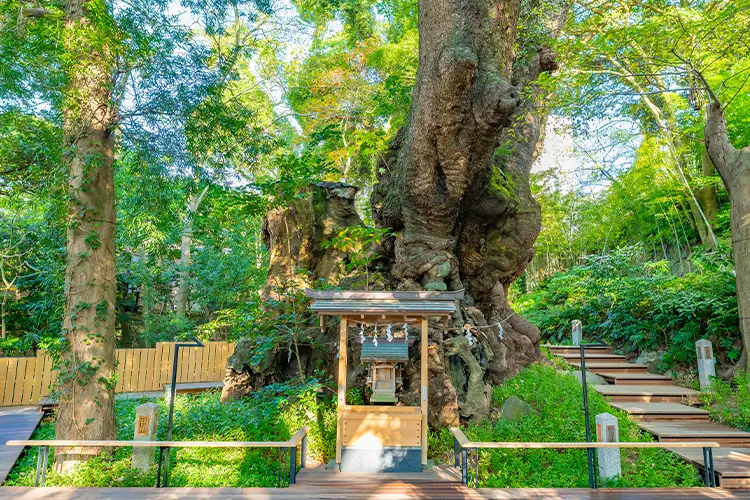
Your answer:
0;406;44;484
1;485;749;498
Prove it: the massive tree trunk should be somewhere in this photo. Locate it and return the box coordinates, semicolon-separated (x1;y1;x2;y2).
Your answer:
55;0;118;471
233;0;568;425
705;101;750;373
370;0;565;424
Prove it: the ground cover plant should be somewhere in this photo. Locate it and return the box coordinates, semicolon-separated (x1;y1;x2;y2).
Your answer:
702;371;750;431
7;364;702;488
5;381;336;487
513;247;740;370
432;364;702;488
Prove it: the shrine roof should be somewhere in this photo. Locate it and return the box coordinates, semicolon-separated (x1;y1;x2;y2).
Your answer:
304;289;463;318
361;341;409;362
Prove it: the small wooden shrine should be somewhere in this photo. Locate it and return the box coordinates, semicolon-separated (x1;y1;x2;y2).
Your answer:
305;289;463;472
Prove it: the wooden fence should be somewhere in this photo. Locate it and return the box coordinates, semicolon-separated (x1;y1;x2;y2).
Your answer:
0;341;235;407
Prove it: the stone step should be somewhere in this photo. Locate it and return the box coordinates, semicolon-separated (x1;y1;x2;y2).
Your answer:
600;373;675;386
543;344;612;355
569;362;650;375
594;385;700;404
555;353;628;363
610;402;710;422
641;421;750;448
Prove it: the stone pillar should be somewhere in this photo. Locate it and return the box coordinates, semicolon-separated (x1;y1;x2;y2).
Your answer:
595;412;621;481
131;402;160;470
696;339;716;391
572;320;582;346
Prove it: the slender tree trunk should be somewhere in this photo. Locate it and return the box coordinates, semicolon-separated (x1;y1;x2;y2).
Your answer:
55;0;118;472
176;186;208;317
705;101;750;372
698;150;720;226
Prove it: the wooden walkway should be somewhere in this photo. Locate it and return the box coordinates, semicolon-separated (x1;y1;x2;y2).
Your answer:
0;406;44;484
1;485;749;498
547;344;750;488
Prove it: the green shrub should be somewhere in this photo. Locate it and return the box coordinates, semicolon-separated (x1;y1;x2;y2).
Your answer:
702;371;750;431
514;247;739;369
5;381;336;487
432;364;701;488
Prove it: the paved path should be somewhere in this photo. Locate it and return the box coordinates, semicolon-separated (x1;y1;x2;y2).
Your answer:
546;344;750;488
0;406;44;484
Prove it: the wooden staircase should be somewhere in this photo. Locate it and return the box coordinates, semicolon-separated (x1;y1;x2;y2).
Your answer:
546;344;750;488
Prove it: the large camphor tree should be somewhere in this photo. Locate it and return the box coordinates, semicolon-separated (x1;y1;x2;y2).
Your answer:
54;0;119;471
228;0;569;426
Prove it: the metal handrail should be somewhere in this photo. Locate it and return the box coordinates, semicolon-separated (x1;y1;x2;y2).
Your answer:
6;426;310;488
449;427;718;488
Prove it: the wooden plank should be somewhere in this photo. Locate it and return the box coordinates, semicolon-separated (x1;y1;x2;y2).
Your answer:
0;359;9;406
220;343;231;379
159;343;172;388
206;343;216;382
421;317;428;466
115;350;125;392
336;317;348;464
12;359;27;405
7;438;296;448
131;349;143;392
189;346;199;383
177;347;189;383
142;348;155;391
30;351;45;404
342;412;422;447
125;349;136;392
137;349;149;392
640;421;750;440
0;406;44;484
40;352;54;397
344;405;421;414
4;358;19;405
21;357;35;404
200;342;210;382
610;402;709;416
212;343;221;380
458;441;720;449
151;344;163;391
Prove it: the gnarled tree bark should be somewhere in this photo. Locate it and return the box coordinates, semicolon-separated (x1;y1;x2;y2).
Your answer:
235;0;569;426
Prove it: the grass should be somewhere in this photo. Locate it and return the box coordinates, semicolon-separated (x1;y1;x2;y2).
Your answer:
5;380;337;487
431;364;702;488
702;370;750;431
6;364;704;488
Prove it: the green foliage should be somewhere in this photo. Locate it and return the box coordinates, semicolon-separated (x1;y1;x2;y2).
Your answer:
6;382;336;487
432;364;700;488
321;226;392;289
702;371;750;431
514;247;740;369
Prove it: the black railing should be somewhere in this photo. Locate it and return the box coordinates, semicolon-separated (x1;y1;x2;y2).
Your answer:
450;427;717;488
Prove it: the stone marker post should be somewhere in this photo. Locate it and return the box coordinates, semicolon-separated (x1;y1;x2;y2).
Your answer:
696;339;716;391
572;320;582;346
131;402;160;470
596;412;621;482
